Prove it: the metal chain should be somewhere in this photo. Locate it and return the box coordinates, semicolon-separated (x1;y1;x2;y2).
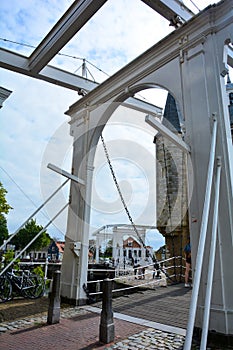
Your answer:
100;134;147;250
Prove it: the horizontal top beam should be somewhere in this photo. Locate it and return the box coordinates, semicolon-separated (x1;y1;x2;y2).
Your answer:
0;48;98;92
0;49;164;117
141;0;194;26
66;1;231;116
28;0;107;73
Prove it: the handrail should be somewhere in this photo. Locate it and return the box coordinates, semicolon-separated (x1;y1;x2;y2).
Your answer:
86;256;183;287
0;203;69;276
200;157;221;349
184;117;218;349
0;179;69;250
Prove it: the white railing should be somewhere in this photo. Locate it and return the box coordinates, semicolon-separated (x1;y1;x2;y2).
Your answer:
0;179;69;251
0;203;68;276
19;259;62;282
184;117;219;350
86;256;183;297
200;157;221;350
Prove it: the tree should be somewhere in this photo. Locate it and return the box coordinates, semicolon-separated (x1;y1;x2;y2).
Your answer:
11;219;51;253
0;182;12;215
0;182;12;245
0;214;8;245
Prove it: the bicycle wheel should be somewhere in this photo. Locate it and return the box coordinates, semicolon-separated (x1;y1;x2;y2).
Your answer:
22;275;45;299
0;275;12;302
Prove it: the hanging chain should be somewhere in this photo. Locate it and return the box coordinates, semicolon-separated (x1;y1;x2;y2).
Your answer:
100;134;147;250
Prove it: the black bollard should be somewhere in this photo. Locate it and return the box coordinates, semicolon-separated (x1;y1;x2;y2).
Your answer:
47;270;61;324
99;278;115;344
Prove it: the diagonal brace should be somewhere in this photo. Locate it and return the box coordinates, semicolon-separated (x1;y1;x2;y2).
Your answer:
145;114;190;153
47;163;85;185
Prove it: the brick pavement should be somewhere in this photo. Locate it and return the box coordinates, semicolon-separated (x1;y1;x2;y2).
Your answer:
0;310;147;350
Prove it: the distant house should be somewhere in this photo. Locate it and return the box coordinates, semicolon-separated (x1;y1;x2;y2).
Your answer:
47;241;65;262
15;240;65;262
121;236;153;263
155;245;169;261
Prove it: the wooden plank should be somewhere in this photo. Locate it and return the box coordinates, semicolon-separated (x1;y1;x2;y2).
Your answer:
93;285;191;330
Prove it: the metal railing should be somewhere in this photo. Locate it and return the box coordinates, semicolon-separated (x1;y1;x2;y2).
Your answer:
85;256;184;299
200;157;221;350
184;117;220;350
0;203;68;277
0;179;69;251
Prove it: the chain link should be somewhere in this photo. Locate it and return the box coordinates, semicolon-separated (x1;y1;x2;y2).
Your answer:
100;134;147;250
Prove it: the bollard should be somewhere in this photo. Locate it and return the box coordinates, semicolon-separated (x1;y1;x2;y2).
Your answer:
99;278;115;344
47;270;61;324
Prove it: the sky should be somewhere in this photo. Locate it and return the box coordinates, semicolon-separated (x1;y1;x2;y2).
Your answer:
0;0;226;251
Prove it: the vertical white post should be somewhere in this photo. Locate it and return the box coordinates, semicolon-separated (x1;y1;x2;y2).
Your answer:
44;258;49;281
184;117;217;350
78;159;95;300
200;157;222;350
96;238;100;263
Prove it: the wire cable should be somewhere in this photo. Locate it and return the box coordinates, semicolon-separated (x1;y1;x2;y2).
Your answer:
0;37;109;78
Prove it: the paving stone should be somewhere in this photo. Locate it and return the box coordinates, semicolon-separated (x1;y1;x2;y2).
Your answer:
0;302;231;349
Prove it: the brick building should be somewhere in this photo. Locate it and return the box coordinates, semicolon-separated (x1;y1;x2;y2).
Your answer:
155;93;190;266
155;82;233;280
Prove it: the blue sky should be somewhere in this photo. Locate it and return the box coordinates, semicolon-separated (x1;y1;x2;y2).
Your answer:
0;0;224;250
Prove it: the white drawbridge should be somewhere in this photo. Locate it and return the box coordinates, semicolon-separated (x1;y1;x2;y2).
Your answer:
1;0;232;347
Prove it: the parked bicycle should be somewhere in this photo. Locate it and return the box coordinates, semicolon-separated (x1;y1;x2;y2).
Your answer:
0;269;45;302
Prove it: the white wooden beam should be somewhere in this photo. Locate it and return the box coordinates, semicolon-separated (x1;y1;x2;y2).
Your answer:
28;0;107;73
0;48;98;92
145;114;190;153
0;48;165;116
141;0;194;26
47;163;85;185
126;96;162;116
65;2;227;116
228;44;233;68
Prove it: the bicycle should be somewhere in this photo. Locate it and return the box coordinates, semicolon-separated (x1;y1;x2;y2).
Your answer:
0;269;45;302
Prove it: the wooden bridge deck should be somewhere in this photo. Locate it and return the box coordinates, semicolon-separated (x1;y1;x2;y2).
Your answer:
93;284;192;330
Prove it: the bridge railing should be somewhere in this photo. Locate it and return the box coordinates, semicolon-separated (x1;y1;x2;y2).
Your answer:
85;255;187;300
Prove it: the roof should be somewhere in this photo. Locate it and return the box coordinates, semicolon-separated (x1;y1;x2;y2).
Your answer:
162;93;182;133
55;241;65;253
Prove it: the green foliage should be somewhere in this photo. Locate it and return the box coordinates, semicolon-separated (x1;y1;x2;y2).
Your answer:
0;213;9;245
0;182;12;245
11;219;51;252
32;265;51;289
0;182;13;215
2;250;20;269
3;249;14;263
32;265;44;278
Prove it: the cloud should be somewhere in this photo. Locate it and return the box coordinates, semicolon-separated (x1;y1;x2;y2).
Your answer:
0;1;73;51
0;68;76;235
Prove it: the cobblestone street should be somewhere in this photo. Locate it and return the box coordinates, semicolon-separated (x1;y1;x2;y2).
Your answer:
0;286;232;349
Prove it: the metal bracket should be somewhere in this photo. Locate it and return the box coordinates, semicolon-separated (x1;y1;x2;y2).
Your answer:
70;241;82;257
